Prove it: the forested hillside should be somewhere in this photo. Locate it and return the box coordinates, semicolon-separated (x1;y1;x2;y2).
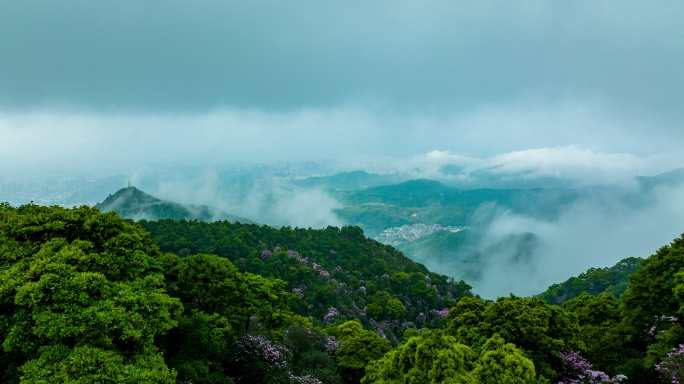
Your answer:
141;220;471;340
1;203;683;384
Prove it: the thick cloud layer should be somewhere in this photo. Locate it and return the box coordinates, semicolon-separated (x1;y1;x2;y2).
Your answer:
1;102;682;178
1;0;683;120
2;1;683;171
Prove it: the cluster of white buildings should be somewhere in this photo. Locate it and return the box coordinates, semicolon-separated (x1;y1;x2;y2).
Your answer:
374;223;462;246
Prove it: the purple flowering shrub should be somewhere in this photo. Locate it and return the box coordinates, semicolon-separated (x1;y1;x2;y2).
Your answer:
558;351;627;384
233;334;329;383
324;307;340;323
260;250;273;260
234;335;289;369
655;344;684;384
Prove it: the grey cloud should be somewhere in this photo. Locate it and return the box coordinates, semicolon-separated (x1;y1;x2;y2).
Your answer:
1;101;682;178
1;0;683;121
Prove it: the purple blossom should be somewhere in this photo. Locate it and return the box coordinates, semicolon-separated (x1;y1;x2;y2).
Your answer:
234;334;325;384
324;307;340;323
260;250;273;260
310;262;330;278
558;351;626;384
655;344;684;384
234;335;288;369
437;308;449;318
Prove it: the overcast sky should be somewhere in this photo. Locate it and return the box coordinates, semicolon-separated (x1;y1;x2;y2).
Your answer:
1;0;683;175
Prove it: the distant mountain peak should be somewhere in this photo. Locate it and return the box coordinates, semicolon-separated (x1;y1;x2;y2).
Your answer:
96;186;250;223
98;186;160;207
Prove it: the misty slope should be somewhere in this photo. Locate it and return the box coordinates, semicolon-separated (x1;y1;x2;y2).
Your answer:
96;186;249;222
395;229;540;284
336;179;579;235
538;257;643;304
336;169;684;235
637;167;684;189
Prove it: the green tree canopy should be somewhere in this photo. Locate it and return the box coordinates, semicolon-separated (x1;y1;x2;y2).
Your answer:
333;321;391;383
362;331;536;384
448;296;580;380
0;205;180;384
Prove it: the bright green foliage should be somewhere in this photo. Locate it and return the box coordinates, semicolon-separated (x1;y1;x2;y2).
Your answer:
361;331;536;384
361;331;474;384
470;334;536;384
447;296;487;346
19;345;175;384
448;296;580;380
160;253;288;333
0;204;180;383
333;321;391;382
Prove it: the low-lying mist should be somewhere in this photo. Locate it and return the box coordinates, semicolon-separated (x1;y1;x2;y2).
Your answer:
148;170;344;229
463;182;684;297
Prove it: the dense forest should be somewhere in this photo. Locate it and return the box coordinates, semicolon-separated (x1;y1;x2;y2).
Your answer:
1;203;683;383
140;219;471;342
